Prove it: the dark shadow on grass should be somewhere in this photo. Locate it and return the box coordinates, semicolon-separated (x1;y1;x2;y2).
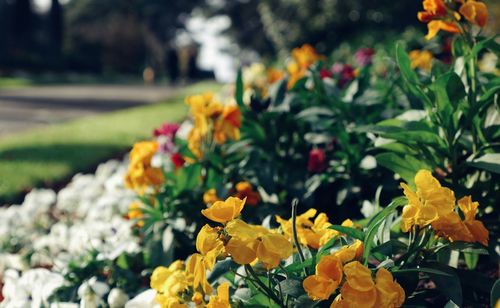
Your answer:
0;143;131;205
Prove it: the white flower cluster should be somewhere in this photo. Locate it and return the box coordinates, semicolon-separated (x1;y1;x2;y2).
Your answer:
0;159;141;308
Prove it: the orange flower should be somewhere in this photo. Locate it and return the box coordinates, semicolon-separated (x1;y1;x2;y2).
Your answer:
303;255;343;300
417;0;461;40
124;141;164;194
267;68;285;84
409;50;434;71
458;196;489;246
459;0;488;27
213;105;242;145
417;0;447;22
234;181;261;206
203;189;220;205
425;20;461;40
287;44;324;88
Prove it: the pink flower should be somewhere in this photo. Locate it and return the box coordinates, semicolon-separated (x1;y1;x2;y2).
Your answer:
354;48;375;67
153;123;180;138
307;148;327;173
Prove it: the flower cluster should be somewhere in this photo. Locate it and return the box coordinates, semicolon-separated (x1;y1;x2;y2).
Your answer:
417;0;488;40
203;181;261;207
303;243;405;307
287;44;324;88
185;92;242;159
200;197;293;269
401;170;489;246
242;63;284;103
124;141;165;194
276;208;353;249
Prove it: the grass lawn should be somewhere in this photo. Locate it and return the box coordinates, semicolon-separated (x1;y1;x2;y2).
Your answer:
0;81;220;205
0;77;33;88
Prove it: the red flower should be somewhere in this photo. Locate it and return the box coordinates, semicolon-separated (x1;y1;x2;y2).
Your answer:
153;122;180;138
171;153;185;169
308;148;327;173
320;68;333;79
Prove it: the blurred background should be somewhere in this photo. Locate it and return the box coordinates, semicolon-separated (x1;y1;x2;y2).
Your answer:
0;0;496;84
0;0;498;205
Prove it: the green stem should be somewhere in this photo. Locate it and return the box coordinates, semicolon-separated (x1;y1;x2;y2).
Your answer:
291;199;308;276
245;265;285;308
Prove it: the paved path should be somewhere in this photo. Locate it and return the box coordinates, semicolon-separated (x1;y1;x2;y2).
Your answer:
0;85;179;136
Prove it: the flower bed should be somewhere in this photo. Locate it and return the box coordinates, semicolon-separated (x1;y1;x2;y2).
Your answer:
1;0;499;307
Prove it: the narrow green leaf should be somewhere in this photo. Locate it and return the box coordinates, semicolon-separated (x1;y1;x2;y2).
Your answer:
491;279;500;307
328;225;365;240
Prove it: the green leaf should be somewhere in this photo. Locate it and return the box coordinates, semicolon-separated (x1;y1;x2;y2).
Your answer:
269;78;288;106
423;262;463;306
394;267;453;277
207;258;239;283
370;239;407;256
491;279;500;307
448;241;489;255
432;72;465;120
395;42;432;108
277;279;303;298
358;121;444;146
175;163;202;192
328;225;365;240
468;153;500;174
235;69;244;108
375;153;430;185
295;107;334;120
362;197;407;264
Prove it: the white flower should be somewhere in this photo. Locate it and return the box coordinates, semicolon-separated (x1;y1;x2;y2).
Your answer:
0;268;64;308
107;288;130;308
124;289;160;308
77;277;110;308
359;155;377;170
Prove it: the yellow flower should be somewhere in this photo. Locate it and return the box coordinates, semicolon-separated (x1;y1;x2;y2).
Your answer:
191;292;204;306
187;128;204;159
124;141;164;194
234;181;261;206
256;233;293;269
333;240;364;264
203;189;220;205
338;261;377;307
213;105;241;145
276;210;350;249
207;282;230;308
151;261;189;301
224;219;292;268
225;236;259;265
303;255;343;300
374;268;405;307
155;295;188;308
409;50;433;72
185;253;213;295
287;44;323;88
459;0;488;27
127;201;144;227
196;224;223;256
201;196;246;224
303;274;339;301
458;196;489;246
400;169;455;232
